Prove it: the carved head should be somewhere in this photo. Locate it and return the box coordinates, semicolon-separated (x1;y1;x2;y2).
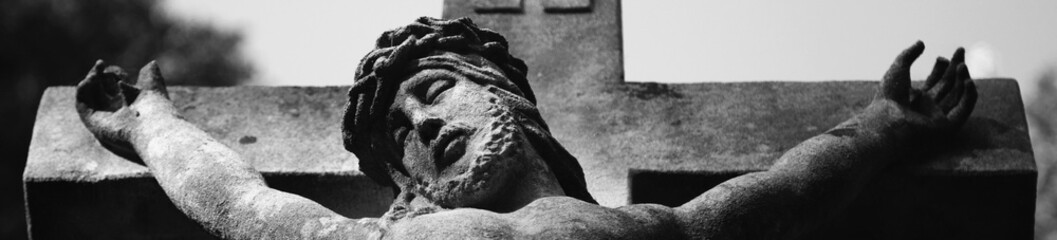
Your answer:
343;17;595;210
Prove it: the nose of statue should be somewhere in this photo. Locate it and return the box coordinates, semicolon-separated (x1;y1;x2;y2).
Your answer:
415;117;445;144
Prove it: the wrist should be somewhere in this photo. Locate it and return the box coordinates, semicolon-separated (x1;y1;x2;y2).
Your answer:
134;93;179;116
129;108;183;149
831;103;916;157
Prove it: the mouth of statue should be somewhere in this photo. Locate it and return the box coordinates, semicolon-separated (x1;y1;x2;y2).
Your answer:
434;130;468;171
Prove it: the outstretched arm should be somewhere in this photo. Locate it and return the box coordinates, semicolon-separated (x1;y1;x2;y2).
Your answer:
76;61;377;240
674;42;977;239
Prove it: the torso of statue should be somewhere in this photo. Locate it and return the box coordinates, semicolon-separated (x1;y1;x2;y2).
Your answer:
383;197;684;240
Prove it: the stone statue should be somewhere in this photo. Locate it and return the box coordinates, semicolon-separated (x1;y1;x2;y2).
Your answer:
75;17;977;239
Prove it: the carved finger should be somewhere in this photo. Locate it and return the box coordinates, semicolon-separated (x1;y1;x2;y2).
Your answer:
101;66;128;109
84;59;106;80
931;48;965;100
76;60;126;112
103;65;128;78
880;41;924;104
946;77;977;127
908;89;932;112
924;57;950;90
136;60;169;98
75;81;98;118
939;64;969;112
103;65;141;105
946;48;966;77
76;60;106;110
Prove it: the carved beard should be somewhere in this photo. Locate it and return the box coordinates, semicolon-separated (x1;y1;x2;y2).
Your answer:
413;85;545;208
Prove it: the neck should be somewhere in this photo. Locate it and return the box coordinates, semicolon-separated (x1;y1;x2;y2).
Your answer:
487;152;566;212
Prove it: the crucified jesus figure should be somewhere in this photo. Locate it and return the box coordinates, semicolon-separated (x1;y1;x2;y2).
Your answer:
75;17;976;239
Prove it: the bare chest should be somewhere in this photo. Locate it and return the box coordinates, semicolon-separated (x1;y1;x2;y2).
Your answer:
382;198;681;240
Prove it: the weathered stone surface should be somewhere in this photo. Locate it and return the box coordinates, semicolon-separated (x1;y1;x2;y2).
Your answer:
443;0;624;204
24;0;1037;238
443;0;1035;238
618;81;1035;240
472;0;523;13
555;79;1034;240
24;87;394;239
595;80;1034;205
542;0;592;12
443;0;1033;200
25;79;1034;238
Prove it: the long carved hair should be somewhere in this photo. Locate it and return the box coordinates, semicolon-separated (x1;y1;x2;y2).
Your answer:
342;17;597;207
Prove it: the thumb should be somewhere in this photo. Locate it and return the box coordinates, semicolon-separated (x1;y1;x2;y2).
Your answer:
879;41;924;104
137;60;169;98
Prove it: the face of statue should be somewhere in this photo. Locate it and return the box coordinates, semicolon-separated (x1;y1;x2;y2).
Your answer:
382;51;551;208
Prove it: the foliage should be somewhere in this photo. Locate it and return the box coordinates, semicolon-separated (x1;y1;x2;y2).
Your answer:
0;0;253;238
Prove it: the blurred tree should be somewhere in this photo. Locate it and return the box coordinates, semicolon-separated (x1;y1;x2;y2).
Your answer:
0;0;253;238
1030;66;1057;240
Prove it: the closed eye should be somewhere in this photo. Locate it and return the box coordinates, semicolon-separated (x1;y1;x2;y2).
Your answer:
422;79;454;104
388;112;412;147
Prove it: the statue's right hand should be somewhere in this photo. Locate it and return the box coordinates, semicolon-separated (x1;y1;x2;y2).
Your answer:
76;60;172;161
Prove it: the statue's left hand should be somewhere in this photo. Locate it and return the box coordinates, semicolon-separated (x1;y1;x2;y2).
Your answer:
860;41;977;145
76;60;172;161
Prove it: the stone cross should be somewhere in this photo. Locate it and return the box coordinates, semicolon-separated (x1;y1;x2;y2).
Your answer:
23;0;1035;239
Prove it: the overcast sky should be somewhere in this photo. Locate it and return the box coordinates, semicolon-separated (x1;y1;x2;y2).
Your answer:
163;0;1057;98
